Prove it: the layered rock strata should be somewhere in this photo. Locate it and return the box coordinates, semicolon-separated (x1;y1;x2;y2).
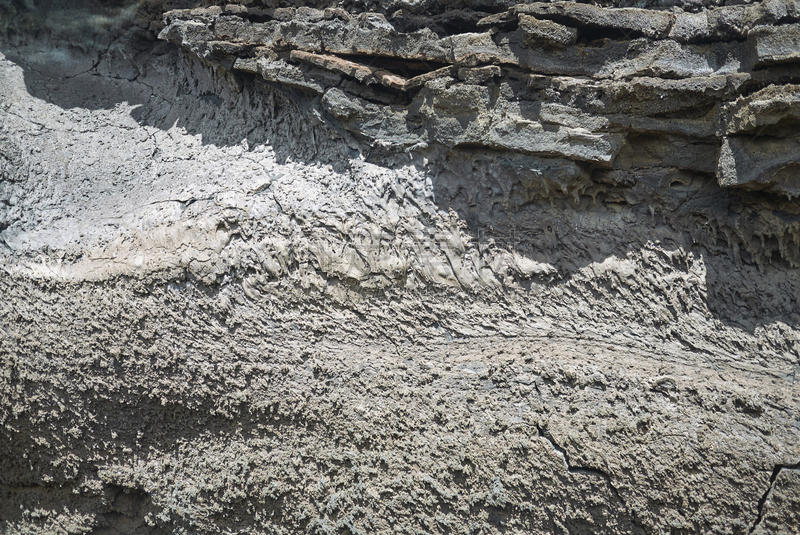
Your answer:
1;1;799;534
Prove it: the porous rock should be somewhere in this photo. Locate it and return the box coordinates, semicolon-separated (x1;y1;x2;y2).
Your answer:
1;1;800;534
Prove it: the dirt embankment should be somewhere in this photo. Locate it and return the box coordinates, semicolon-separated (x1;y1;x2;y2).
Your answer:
1;1;799;534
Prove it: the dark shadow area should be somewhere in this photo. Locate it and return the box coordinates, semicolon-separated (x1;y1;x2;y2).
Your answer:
0;37;262;146
430;148;800;335
0;1;354;158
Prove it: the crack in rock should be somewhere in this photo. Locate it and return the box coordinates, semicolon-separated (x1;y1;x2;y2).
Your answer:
750;462;800;534
536;425;646;532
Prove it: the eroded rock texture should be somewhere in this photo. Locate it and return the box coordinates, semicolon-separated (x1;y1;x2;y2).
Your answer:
1;0;799;534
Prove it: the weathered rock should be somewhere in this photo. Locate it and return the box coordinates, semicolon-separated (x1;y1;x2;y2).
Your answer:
722;83;800;135
749;24;800;68
518;14;578;48
515;2;673;40
2;1;800;534
716;84;800;197
457;64;501;84
153;1;800;183
717;136;800;198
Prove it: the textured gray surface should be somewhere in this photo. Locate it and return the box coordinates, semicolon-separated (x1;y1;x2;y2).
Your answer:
1;1;800;534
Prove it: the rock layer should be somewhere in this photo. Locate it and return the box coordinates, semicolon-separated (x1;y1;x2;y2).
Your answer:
158;0;800;198
1;1;799;534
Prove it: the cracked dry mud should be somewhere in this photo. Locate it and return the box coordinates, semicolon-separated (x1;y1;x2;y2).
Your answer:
1;0;799;534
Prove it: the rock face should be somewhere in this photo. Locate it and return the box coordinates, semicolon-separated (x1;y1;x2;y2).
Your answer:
1;1;799;534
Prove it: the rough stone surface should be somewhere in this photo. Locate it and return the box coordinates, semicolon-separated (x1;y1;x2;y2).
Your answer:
1;1;800;534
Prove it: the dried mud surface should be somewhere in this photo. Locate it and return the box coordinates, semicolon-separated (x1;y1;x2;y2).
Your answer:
1;1;800;534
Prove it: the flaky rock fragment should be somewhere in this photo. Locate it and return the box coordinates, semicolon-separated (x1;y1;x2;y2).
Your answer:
457;65;501;84
518;14;577;48
722;84;800;136
515;2;673;40
717;85;800;197
749;24;800;68
717;136;800;198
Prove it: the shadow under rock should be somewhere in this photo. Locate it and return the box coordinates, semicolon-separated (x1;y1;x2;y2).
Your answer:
0;7;355;167
430;149;800;335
